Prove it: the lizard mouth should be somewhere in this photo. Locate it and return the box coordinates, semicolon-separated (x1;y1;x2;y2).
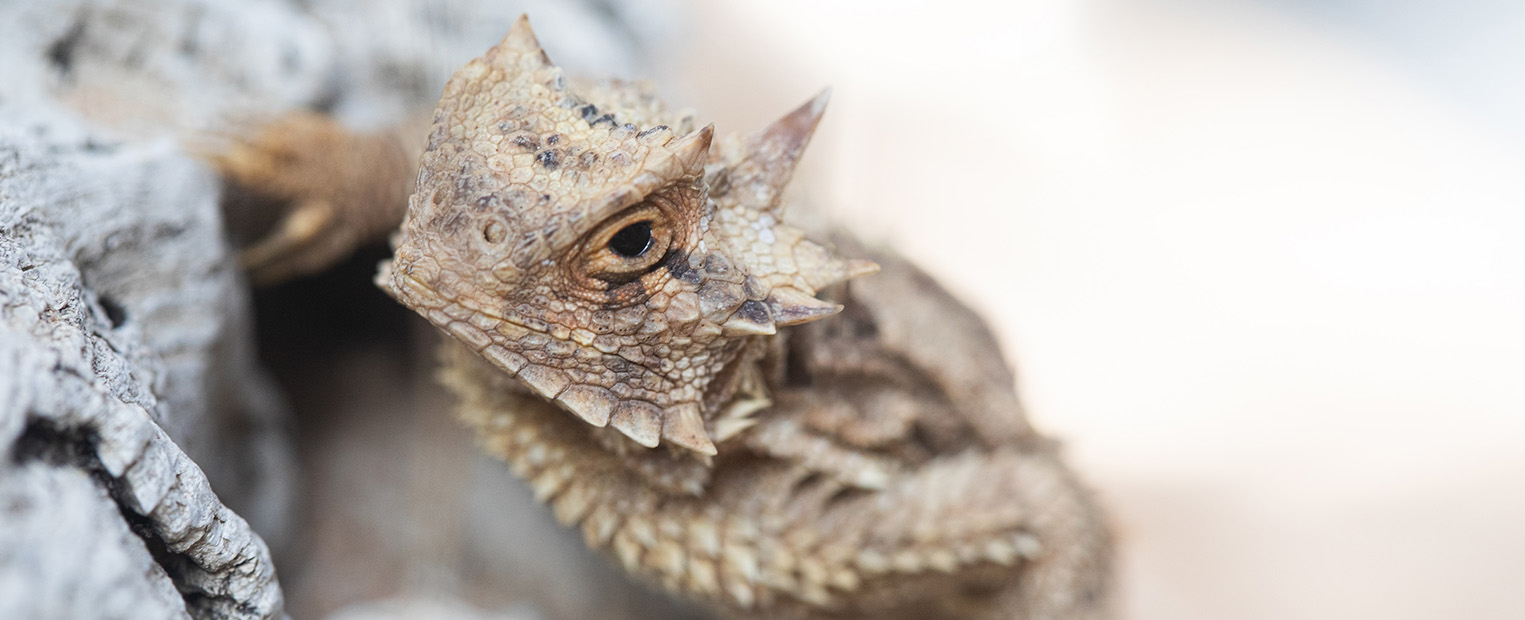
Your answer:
377;259;677;395
378;258;719;455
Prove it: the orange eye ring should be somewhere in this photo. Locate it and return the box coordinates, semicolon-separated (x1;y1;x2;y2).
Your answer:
579;203;673;284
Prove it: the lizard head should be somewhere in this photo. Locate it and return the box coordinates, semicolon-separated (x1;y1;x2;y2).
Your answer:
378;16;874;456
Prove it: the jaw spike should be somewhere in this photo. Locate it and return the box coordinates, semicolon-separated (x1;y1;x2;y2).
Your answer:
728;89;832;211
662;403;718;456
610;401;662;448
556;385;616;427
495;14;552;66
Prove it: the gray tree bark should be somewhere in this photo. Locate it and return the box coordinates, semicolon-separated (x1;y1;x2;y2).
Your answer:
0;1;673;618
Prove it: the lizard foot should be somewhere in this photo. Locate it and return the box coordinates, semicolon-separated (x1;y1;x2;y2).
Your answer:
198;112;416;286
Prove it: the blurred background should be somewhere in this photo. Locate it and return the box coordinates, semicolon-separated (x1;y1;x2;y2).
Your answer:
674;1;1525;619
12;0;1521;618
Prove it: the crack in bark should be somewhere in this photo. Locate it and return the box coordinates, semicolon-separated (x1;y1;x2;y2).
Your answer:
11;416;240;619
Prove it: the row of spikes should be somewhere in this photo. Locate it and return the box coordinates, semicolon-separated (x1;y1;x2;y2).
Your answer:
488;15;878;456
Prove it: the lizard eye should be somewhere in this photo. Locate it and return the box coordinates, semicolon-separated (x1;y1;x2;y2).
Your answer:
608;222;653;258
580;203;672;284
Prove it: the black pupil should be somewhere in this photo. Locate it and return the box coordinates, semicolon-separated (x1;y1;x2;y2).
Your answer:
608;221;653;258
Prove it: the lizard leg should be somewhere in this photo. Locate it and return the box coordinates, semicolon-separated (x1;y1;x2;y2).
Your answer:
200;112;424;285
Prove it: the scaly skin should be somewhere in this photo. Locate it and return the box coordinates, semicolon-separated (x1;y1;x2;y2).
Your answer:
224;15;1113;619
207;112;431;285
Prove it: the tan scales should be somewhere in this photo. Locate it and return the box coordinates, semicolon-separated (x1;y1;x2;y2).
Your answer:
215;15;1112;620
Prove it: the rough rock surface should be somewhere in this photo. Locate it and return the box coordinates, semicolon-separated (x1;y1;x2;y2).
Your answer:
0;1;674;619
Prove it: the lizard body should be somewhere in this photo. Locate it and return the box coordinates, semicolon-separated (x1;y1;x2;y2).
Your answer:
221;16;1112;619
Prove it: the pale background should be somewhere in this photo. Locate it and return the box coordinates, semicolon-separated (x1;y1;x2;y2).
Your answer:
666;1;1525;618
20;0;1520;617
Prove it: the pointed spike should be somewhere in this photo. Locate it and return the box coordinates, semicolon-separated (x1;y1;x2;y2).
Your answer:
669;124;715;177
713;414;760;443
730;89;832;209
713;397;770;441
662;403;718;456
555;385;616;427
752;89;829;160
767;88;830;148
806;87;832;119
494;14;552;66
552;486;594;525
845;259;880;279
767;287;843;326
613;530;645;572
722;396;772;420
611;400;662;448
721;299;777;336
583;506;619;545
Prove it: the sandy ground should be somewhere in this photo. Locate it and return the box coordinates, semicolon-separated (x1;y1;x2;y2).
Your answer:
674;1;1525;618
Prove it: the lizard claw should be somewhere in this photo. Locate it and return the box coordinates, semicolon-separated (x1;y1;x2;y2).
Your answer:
236;198;352;286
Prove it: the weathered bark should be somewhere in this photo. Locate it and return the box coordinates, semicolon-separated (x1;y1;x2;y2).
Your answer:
0;117;289;618
0;1;672;619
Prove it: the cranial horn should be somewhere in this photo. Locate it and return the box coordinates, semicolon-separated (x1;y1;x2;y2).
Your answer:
668;123;716;178
730;89;832;211
492;14;553;67
766;286;843;326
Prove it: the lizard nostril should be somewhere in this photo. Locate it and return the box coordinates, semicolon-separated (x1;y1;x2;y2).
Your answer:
608;221;653;258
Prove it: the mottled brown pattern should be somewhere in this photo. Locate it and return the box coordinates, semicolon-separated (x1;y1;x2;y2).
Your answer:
218;14;1112;620
375;18;874;457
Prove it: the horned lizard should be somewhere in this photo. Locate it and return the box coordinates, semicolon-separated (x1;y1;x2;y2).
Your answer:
215;16;1112;620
